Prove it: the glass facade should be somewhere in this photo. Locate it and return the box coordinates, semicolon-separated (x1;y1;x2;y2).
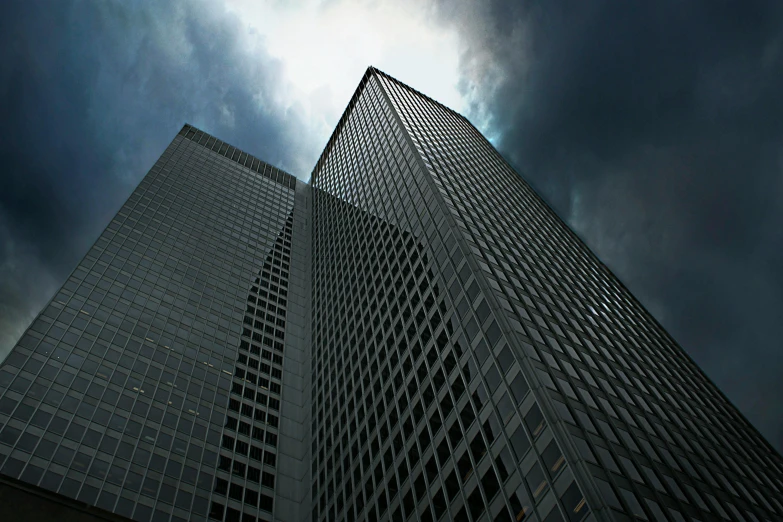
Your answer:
0;125;308;522
310;70;590;522
2;67;783;522
372;70;783;521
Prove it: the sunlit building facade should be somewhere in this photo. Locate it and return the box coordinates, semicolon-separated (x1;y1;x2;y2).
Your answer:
2;67;783;522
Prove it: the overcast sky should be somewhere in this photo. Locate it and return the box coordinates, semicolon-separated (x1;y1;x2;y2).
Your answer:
1;0;781;452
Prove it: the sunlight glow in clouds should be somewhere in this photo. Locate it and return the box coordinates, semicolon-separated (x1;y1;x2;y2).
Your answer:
224;0;465;153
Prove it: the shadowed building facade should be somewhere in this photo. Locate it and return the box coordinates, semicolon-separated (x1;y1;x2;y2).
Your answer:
0;128;310;522
2;67;783;522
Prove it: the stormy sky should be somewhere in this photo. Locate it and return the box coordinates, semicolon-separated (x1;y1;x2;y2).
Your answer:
1;0;781;452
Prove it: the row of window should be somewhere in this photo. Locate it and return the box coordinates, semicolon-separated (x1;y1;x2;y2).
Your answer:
209;213;297;521
308;73;587;522
378;70;783;519
0;135;298;522
179;124;297;189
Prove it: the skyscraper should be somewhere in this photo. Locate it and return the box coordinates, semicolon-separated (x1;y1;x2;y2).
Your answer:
1;67;782;522
0;128;311;522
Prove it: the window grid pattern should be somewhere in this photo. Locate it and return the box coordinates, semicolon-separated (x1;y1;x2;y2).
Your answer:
208;212;295;522
179;124;297;190
0;128;299;522
376;69;783;522
309;71;589;522
1;68;781;522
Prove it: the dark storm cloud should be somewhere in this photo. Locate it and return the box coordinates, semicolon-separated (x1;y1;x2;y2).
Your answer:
0;1;316;359
438;0;783;450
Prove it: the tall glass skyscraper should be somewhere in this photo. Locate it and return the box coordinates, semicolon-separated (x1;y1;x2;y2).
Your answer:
1;67;782;522
0;128;310;522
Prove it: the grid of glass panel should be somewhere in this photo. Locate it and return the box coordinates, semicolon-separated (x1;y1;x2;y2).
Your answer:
0;125;303;522
375;69;783;522
309;70;590;522
2;67;782;522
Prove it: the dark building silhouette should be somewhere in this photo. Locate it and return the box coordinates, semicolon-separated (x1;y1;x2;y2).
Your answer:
1;67;783;522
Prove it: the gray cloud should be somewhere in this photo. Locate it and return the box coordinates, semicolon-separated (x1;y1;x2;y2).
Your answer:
436;0;783;450
0;1;317;360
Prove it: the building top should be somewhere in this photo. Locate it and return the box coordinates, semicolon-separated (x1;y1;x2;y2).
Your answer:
178;124;298;190
310;66;470;185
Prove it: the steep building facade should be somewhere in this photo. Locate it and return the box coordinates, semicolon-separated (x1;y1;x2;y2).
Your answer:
367;69;783;522
0;127;310;522
1;67;783;522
